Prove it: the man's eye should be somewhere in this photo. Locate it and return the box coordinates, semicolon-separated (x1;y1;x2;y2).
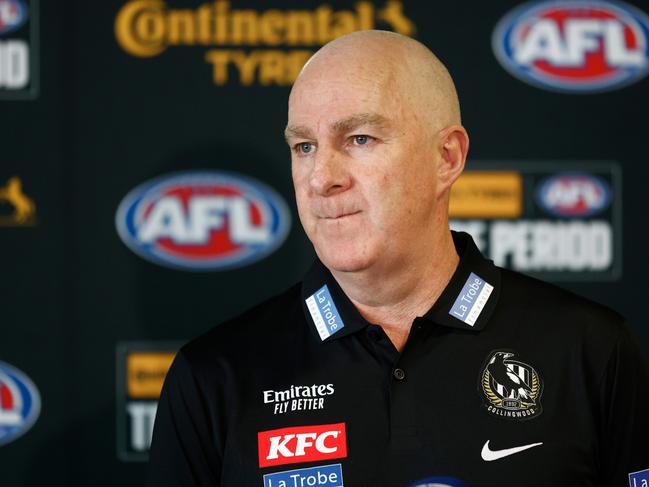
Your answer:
352;135;372;145
296;142;315;154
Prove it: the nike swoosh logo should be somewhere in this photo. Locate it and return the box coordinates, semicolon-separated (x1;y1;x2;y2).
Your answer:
481;440;543;461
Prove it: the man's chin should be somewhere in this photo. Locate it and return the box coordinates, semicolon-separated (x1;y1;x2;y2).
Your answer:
314;246;374;274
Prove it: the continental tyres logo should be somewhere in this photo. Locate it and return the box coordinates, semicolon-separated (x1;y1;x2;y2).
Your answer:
114;0;416;86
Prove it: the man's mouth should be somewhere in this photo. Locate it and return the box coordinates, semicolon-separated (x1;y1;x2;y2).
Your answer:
322;210;361;220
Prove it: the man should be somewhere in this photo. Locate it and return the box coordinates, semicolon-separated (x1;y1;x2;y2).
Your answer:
147;31;649;487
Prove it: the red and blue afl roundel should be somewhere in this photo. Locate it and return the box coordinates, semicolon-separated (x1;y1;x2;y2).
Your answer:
536;172;611;217
493;0;649;93
115;171;291;271
0;361;41;447
0;0;27;35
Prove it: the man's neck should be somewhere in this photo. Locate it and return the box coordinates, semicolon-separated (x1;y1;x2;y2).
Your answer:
330;230;460;352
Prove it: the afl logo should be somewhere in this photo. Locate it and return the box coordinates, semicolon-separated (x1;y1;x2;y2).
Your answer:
537;173;611;217
0;361;41;447
0;0;27;35
115;171;291;271
492;0;649;93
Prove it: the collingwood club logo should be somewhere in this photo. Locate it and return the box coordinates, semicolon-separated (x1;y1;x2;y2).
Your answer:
480;350;543;420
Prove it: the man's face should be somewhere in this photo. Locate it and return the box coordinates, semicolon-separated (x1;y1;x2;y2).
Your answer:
287;64;442;274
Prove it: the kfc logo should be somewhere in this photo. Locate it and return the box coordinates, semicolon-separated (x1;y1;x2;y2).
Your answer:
258;423;347;468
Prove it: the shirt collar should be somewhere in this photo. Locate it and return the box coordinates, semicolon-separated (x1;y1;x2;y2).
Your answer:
422;231;501;331
301;231;501;342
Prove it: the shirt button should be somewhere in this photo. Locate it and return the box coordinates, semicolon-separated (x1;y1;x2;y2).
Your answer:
393;368;406;381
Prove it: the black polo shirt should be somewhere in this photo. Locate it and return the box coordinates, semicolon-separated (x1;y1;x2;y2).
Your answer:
147;232;649;487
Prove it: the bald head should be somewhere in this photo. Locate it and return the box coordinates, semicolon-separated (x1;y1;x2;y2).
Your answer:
290;30;461;133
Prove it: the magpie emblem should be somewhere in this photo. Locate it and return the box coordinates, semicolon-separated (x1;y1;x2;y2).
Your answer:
480;350;543;421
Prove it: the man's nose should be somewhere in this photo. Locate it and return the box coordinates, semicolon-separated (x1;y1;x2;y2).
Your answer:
309;148;351;196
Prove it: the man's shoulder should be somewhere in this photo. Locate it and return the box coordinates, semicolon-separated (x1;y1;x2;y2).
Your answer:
498;266;626;339
179;282;304;367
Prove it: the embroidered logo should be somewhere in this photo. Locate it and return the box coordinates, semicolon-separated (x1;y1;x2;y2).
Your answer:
480;350;543;420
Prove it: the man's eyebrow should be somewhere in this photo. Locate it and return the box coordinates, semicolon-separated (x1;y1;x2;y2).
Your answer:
284;125;314;141
332;113;389;133
284;113;389;142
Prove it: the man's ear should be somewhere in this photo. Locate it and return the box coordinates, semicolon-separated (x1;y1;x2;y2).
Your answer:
437;125;469;197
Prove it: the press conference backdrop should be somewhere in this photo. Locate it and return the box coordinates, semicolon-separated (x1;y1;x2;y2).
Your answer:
1;0;648;484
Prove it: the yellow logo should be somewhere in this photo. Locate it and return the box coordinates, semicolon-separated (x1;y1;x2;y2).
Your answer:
126;351;176;399
115;0;416;85
450;171;522;219
0;177;36;226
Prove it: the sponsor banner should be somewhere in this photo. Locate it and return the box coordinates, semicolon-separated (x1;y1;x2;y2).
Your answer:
0;176;36;226
258;422;347;468
115;170;291;271
0;361;40;447
492;0;649;94
450;161;622;281
0;0;39;99
264;463;344;487
114;0;416;86
116;341;181;462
